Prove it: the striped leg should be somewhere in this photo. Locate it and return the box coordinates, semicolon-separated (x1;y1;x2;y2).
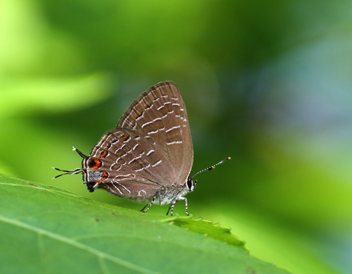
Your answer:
182;197;189;216
166;197;188;216
140;196;155;213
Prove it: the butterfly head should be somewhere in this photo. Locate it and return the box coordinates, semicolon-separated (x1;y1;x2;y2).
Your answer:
186;177;197;193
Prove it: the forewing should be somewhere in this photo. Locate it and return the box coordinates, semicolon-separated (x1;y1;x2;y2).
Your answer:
117;81;194;185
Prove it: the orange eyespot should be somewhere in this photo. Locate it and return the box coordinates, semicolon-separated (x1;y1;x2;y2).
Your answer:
120;134;130;142
98;150;108;158
101;171;108;180
88;158;102;169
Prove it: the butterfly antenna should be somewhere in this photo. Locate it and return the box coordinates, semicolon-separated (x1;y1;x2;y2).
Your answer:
52;167;83;179
190;157;231;180
52;147;87;179
72;146;87;159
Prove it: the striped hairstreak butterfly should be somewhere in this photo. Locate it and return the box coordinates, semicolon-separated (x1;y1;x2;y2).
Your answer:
54;81;230;215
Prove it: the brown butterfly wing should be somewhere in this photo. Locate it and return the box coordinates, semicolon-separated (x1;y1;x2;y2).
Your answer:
87;81;193;201
117;81;194;186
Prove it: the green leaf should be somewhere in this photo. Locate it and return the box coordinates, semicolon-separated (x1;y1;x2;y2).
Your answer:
0;174;290;274
161;216;247;250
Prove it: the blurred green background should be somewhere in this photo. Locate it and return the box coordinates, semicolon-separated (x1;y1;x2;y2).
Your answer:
1;0;351;273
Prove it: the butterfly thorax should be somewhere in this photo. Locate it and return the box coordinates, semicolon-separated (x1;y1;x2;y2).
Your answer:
156;183;190;205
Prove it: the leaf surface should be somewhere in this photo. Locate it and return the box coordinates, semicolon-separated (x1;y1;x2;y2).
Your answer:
0;174;290;274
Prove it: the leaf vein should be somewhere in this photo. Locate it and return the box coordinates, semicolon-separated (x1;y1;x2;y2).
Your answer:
0;215;158;274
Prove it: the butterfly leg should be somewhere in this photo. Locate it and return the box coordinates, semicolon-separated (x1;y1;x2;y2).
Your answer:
140;204;149;212
166;201;176;216
166;197;188;216
183;197;189;216
178;197;189;216
140;196;155;213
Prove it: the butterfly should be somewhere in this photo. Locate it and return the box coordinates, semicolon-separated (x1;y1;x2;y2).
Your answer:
54;81;229;215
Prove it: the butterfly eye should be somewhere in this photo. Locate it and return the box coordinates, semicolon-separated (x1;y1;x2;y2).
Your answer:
187;179;194;191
